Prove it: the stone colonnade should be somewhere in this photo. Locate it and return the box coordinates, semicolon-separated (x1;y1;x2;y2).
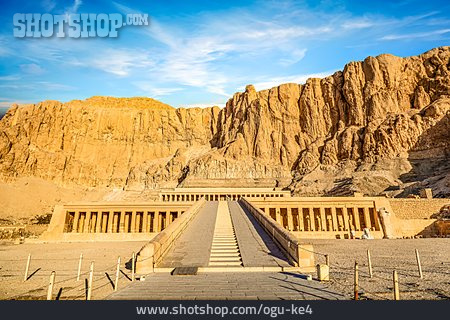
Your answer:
65;209;185;234
259;205;382;233
161;192;287;202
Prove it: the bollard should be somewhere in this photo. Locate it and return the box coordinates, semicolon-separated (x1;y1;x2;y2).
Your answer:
367;249;373;278
354;261;359;300
415;249;423;279
325;254;329;267
132;252;136;282
87;262;94;300
23;253;31;282
393;270;400;300
114;256;121;291
77;253;83;281
47;271;55;300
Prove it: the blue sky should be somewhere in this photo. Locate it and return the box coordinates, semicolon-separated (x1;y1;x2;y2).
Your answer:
0;0;449;110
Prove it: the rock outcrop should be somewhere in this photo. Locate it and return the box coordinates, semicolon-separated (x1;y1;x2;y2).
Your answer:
1;47;449;196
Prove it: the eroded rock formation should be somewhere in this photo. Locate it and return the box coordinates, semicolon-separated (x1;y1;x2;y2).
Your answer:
0;47;449;196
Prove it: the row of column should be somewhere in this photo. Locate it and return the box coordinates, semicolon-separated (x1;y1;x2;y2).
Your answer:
67;210;182;234
260;206;381;232
161;193;284;202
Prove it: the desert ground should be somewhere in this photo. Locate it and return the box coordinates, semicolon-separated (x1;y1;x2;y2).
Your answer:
0;240;148;300
308;238;450;300
0;238;448;300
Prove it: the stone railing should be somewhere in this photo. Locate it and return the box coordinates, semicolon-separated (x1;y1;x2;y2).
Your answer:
239;197;314;268
136;197;206;273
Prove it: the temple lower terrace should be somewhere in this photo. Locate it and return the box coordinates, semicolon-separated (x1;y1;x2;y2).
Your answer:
35;188;448;300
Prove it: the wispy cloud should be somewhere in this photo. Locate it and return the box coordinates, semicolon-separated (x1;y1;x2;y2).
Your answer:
0;81;76;91
20;63;45;75
279;49;307;66
41;0;56;11
0;75;21;81
65;0;82;14
86;49;154;76
381;28;450;40
132;82;183;97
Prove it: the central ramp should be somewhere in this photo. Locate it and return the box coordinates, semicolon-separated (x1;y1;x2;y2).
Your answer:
208;201;243;267
228;201;291;267
158;201;218;268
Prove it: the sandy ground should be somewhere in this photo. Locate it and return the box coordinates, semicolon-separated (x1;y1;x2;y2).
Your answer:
307;238;450;300
0;238;449;300
0;240;148;300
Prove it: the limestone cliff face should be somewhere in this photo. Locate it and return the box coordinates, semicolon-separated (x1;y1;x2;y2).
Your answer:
0;97;220;187
0;47;449;196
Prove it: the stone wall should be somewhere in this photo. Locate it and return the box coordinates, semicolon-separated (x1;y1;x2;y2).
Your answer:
389;199;449;219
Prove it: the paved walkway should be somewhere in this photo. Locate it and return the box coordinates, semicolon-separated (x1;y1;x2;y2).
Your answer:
107;272;345;300
158;201;218;268
228;201;290;267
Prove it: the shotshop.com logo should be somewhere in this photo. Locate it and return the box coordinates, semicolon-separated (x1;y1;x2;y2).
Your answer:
13;13;149;38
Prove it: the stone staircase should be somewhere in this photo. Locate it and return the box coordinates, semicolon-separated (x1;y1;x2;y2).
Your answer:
208;201;243;267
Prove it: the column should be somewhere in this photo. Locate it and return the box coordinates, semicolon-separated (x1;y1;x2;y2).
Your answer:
78;214;85;233
326;215;332;232
72;211;80;233
371;207;381;231
165;213;171;227
142;212;148;233
135;212;141;232
84;211;91;233
298;208;304;231
341;208;349;231
275;208;282;225
310;209;316;231
108;213;114;233
90;213;97;233
113;213;120;233
159;212;164;231
152;212;159;232
319;207;326;231
363;207;371;230
95;213;102;233
101;213;108;233
119;211;125;233
353;208;361;231
287;208;294;231
131;211;136;232
331;207;338;231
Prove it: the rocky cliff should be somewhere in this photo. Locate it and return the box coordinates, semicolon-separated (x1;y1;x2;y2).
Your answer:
0;47;449;197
